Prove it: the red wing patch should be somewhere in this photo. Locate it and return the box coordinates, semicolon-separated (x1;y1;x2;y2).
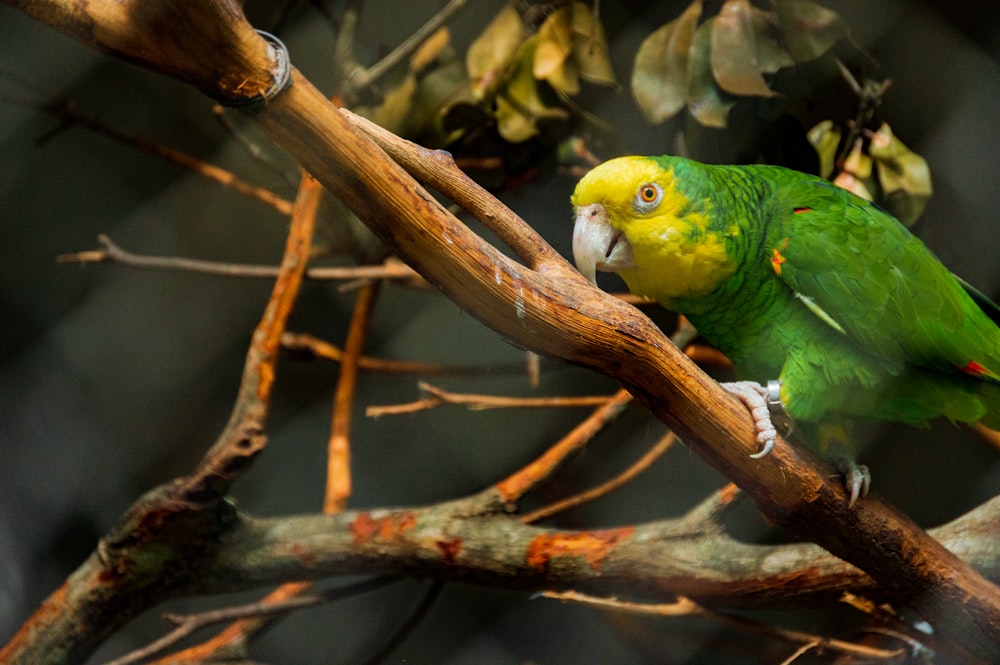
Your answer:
957;360;999;381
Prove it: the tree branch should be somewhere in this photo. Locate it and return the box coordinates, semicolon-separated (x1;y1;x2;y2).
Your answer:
188;492;1000;614
0;145;319;665
4;1;1000;662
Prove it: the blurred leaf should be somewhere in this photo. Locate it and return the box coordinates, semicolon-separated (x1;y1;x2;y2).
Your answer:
632;0;703;124
869;122;933;226
688;18;734;127
410;54;475;145
711;0;792;97
496;37;568;142
773;0;847;62
833;170;873;201
467;4;525;100
570;1;617;87
534;5;579;94
410;27;451;73
842;136;872;179
534;2;617;95
833;137;873;200
441;100;494;133
807;119;842;178
375;74;418;134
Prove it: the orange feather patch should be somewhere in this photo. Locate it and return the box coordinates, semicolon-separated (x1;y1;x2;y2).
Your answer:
770;238;789;276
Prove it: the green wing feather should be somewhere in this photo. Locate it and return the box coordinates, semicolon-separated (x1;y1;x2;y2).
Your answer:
763;172;1000;382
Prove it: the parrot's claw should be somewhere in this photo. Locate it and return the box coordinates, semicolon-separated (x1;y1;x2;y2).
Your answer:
836;458;871;508
824;434;870;507
721;381;779;459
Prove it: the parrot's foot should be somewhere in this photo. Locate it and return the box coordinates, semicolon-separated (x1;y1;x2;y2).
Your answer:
721;381;783;459
834;457;871;508
821;430;870;507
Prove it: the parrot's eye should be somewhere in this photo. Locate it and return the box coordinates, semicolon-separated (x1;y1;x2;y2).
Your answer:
633;182;663;213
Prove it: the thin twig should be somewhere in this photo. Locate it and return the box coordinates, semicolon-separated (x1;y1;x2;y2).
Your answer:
498;320;702;511
494;389;633;503
211;104;299;189
419;381;612;410
675;483;743;530
44;99;295;215
777;640;824;665
347;0;469;92
58;234;426;284
109;578;398;665
283;332;480;374
520;431;677;523
326;282;380;513
146;581;314;664
543;591;906;662
190;172;319;481
58;230;646;305
365;381;615;417
139;193;383;665
106;176;323;665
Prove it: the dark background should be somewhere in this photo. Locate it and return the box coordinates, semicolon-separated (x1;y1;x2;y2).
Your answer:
2;1;999;662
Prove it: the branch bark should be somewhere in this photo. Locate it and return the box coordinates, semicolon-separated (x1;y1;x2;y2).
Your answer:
248;68;1000;659
3;1;1000;663
184;492;1000;615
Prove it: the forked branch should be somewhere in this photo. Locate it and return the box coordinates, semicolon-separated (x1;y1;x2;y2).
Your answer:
3;1;1000;663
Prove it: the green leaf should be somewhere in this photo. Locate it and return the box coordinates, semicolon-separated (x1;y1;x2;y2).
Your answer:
687;18;733;127
496;37;568;142
773;0;847;62
534;5;579;94
467;4;525;100
410;54;475;145
374;73;417;134
869;122;933;226
570;1;617;87
711;0;792;97
833;137;874;200
632;0;702;124
534;2;617;95
410;27;452;74
807;119;842;179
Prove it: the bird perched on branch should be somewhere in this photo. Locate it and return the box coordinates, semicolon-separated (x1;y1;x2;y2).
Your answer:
571;154;1000;505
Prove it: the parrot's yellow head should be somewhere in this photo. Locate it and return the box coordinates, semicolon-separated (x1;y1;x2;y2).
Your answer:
571;155;735;304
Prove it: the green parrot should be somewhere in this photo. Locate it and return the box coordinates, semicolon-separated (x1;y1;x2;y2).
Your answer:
571;155;1000;505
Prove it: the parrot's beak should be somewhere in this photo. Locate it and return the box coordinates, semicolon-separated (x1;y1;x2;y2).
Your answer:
572;203;635;284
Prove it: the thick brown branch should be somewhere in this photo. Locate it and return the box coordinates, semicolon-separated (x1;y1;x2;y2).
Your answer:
0;164;320;665
7;0;278;104
193;493;1000;615
4;2;1000;662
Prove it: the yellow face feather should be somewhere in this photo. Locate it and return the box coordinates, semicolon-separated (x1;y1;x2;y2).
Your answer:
571;156;735;304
